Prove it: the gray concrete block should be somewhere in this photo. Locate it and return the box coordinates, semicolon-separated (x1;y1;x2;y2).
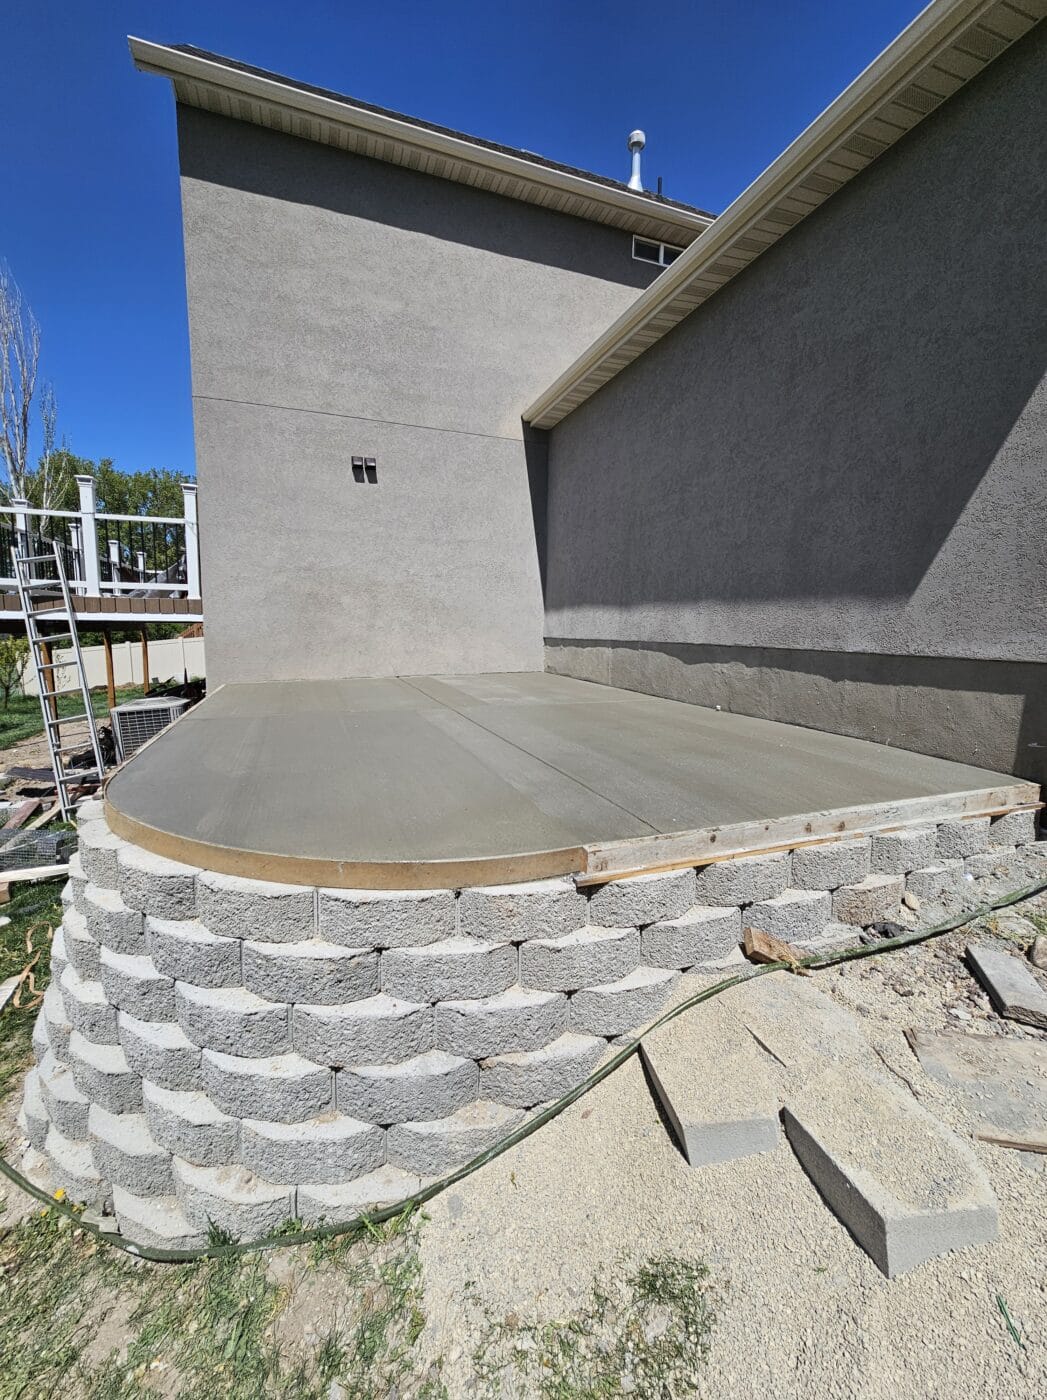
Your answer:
62;906;101;982
435;984;567;1059
42;983;73;1062
76;797;105;825
142;1080;240;1167
641;905;742;971
50;926;68;982
175;983;289;1057
459;877;587;943
45;1124;109;1207
381;937;517;1004
66;1031;143;1114
32;1009;49;1066
82;883;145;956
337;1049;477;1125
298;1165;422;1223
147;917;242;988
21;1068;49;1151
937;817;991;861
117;845;199;920
242;938;379;1006
88;1104;174;1197
832;873;905;926
67;853;89;916
196;870;314;943
693;851;791;907
479;1032;605;1109
386;1100;524;1175
39;1053;90;1139
292;994;434;1069
1020;840;1047;865
869;826;938;875
240;1111;385;1185
59;964;119;1045
586;868;693;927
113;1185;207;1251
964;849;1019;880
518;925;639;993
569;965;678;1037
77;821;123;889
318;886;454;950
782;1065;998;1277
966;943;1047;1029
790;838;871;890
118;1010;202;1092
201;1049;333;1124
98;947;176;1024
746;888;832;941
905;862;965;902
174;1158;296;1239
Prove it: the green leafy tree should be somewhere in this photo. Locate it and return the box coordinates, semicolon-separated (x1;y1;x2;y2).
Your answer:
0;635;29;708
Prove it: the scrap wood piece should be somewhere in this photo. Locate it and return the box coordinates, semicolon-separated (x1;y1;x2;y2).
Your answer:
2;799;42;831
743;925;809;974
25;803;61;832
975;1130;1047;1155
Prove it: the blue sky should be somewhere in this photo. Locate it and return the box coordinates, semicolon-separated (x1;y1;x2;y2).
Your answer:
4;0;926;477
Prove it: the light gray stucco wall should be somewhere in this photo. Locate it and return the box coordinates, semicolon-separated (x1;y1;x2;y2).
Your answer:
544;24;1047;784
177;108;663;684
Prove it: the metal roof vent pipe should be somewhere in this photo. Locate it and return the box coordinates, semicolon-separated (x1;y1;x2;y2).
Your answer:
627;129;645;191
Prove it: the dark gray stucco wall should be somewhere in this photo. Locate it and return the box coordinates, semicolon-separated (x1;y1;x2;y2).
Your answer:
177;108;661;684
544;25;1047;783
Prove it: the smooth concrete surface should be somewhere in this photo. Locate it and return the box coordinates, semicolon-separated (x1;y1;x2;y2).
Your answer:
176;107;660;685
544;32;1047;736
104;672;1021;885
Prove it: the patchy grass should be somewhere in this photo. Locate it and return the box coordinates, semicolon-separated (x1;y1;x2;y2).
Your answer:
0;879;62;1106
0;686;143;753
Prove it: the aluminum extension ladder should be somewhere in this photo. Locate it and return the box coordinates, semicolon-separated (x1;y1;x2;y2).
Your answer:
13;541;106;819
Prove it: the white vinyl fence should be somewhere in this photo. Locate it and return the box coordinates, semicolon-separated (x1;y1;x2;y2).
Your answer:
21;635;206;697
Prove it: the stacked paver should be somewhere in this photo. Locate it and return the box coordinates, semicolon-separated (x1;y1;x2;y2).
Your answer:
18;800;1043;1246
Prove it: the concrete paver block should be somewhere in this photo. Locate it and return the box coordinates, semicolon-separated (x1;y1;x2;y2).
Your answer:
479;1031;605;1108
39;1053;91;1139
242;938;379;1005
45;1124;109;1206
88;1104;174;1197
905;862;964;902
147;917;242;988
386;1100;524;1175
173;1158;296;1239
175;983;289;1057
693;852;791;907
782;1065;998;1277
586;868;693;927
77;821;123;889
118;1010;202;1092
113;1185;207;1250
292;994;434;1068
298;1165;423;1223
319;886;454;950
62;906;102;982
240;1111;385;1185
832;873;905;926
337;1049;477;1125
142;1081;240;1167
201;1049;333;1124
196;871;315;943
869;827;938;875
519;925;639;993
790;838;871;891
937;817;991;861
67;1031;143;1114
43;983;73;1062
746;888;832;941
435;985;567;1059
966;943;1047;1029
98;947;176;1024
569;966;678;1037
459;877;588;943
381;937;517;1003
989;810;1038;847
60;964;119;1045
82;884;145;956
117;844;199;920
642;904;741;970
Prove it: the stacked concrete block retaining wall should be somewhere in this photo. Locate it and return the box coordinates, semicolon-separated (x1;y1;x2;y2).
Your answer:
18;802;1045;1246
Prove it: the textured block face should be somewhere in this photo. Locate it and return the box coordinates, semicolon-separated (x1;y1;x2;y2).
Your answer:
458;878;587;943
62;907;102;982
518;926;639;993
202;1049;333;1124
197;871;315;943
869;827;938;875
174;1160;296;1238
790;838;871;890
989;810;1038;847
77;821;123;889
386;1100;524;1175
82;885;146;956
746;889;832;942
117;845;199;921
936;818;991;861
43;984;73;1062
292;995;434;1069
298;1166;422;1223
113;1186;207;1250
693;853;790;907
641;904;741;970
242;939;379;1006
88;1105;174;1198
175;984;289;1057
118;1011;203;1093
905;862;964;901
98;948;176;1024
142;1082;240;1167
240;1112;385;1185
60;965;120;1045
569;967;678;1037
435;986;568;1059
381;938;517;1004
318;887;454;949
832;873;905;926
586;869;693;928
147;917;242;988
67;1032;143;1114
45;1126;108;1207
336;1050;478;1125
39;1056;90;1140
20;1069;49;1152
479;1032;605;1108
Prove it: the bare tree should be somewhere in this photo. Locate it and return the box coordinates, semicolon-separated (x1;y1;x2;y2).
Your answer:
0;262;40;503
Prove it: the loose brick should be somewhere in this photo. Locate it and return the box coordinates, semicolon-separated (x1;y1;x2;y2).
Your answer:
518;925;638;993
870;827;938;875
147;917;242;988
906;862;964;902
60;964;119;1045
45;1124;109;1206
586;868;693;927
387;1100;524;1175
77;821;122;888
435;985;567;1059
113;1186;206;1251
318;887;454;949
298;1166;422;1223
196;870;314;943
39;1053;90;1139
242;938;379;1006
88;1104;174;1197
791;838;871;890
142;1081;239;1167
936;818;990;861
202;1049;332;1124
293;995;433;1068
174;1159;296;1240
240;1112;384;1185
480;1032;605;1108
989;810;1038;847
642;904;741;970
62;906;101;981
118;1010;202;1092
459;878;587;943
832;873;905;926
569;966;678;1037
82;883;145;955
337;1049;477;1125
746;888;832;941
175;984;289;1057
382;937;516;1004
98;947;176;1024
693;852;791;907
66;1031;142;1114
117;845;199;920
